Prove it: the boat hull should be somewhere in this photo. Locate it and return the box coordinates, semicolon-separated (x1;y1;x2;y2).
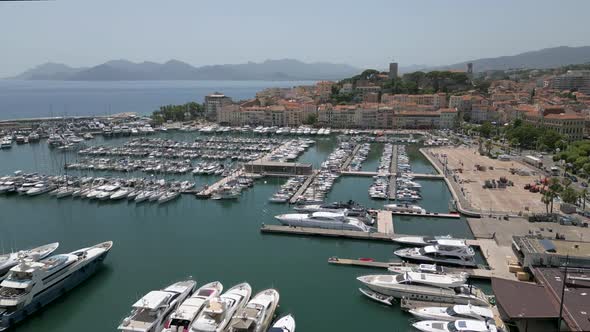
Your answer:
0;250;110;331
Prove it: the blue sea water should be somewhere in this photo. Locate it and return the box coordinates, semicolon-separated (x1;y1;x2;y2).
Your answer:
0;80;315;120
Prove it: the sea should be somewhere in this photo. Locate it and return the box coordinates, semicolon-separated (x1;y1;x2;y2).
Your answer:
0;81;490;332
0;80;316;120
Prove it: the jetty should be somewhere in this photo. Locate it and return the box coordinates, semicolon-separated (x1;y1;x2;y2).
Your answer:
376;210;394;234
196;170;244;198
389;211;461;219
341;144;362;170
328;257;503;280
339;171;443;179
260;224;395;241
288;170;318;204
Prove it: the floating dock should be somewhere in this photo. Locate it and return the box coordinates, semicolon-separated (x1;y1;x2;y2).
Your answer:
260;224;395;241
341;144;362;170
376;210;394;234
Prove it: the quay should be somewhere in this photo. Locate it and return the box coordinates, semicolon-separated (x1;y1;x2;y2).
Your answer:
288;170;318;204
376;210;394;234
196;170;244;198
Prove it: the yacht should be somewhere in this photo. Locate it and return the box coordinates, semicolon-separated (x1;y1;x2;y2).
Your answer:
387;263;465;277
356;273;489;306
191;282;252;332
413;320;497;332
158;191;180;204
268;315;295;332
394;243;477;267
26;183;57;196
409;304;494;322
0;241;113;331
392;236;457;246
274;212;373;232
0;243;59;280
228;289;279;332
162;281;223;332
293;200;361;213
384;204;426;214
118;280;197;332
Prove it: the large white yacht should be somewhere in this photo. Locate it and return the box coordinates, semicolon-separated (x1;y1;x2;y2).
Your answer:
268;315;295;332
191;282;252;332
393;236;458;246
228;288;279;332
413;319;497;332
356;273;489;306
162;281;223;332
274;212;373;232
409;304;494;322
394;243;476;267
0;241;113;331
0;243;59;280
118;280;197;332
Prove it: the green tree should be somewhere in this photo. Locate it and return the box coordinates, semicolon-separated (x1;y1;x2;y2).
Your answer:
303;113;318;126
548;177;563;213
561;186;579;205
541;192;552;214
478;122;493;138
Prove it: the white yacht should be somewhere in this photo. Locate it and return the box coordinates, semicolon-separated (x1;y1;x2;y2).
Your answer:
26;183;56;196
110;188;131;200
158;192;180;204
0;241;113;331
387;263;467;278
394;243;477;267
0;243;59;280
356;273;489;306
191;282;252;332
162;281;223;332
274;212;373;232
268;315;295;332
384;204;426;214
392;236;457;246
228;289;279;332
118;280;197;332
409;304;494;322
413;320;497;332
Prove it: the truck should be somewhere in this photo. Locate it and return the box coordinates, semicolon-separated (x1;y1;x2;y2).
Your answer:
524;155;543;168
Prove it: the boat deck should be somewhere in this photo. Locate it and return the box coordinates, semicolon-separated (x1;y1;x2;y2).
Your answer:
389;211;461;219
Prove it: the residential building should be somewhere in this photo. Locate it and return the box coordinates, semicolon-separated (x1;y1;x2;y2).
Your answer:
394;110;440;129
439;108;458;129
205;93;232;121
549;70;590;94
523;106;585;141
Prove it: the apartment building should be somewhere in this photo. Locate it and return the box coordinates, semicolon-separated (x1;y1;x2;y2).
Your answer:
205;93;233;121
381;93;447;108
523;106;585;141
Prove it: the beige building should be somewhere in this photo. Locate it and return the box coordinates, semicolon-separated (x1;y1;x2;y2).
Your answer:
523;106;585;141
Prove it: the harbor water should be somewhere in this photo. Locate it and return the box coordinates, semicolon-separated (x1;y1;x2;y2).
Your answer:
0;133;489;332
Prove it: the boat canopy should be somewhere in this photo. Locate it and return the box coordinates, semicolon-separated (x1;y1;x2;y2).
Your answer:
132;291;171;309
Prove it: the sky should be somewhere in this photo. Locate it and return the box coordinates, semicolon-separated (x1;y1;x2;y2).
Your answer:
1;0;590;77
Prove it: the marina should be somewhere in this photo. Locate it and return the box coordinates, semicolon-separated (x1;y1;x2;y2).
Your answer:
1;129;501;332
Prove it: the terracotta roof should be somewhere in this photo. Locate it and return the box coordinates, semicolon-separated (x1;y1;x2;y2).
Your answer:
439;108;457;113
544;113;584;120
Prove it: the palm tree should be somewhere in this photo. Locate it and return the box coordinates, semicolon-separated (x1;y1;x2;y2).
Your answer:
484;140;493;155
541;192;552;214
581;188;588;211
548;177;563;213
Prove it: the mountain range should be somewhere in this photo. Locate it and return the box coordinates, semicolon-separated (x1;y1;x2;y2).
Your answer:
9;46;590;81
9;59;359;81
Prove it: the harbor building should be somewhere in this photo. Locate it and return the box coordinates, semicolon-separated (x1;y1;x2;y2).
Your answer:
511;235;590;269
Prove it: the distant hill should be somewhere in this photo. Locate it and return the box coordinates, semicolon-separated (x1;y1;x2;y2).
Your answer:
425;46;590;72
9;59;359;81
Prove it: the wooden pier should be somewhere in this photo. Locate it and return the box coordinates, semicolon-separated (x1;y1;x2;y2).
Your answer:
288;170;318;204
195;170;243;198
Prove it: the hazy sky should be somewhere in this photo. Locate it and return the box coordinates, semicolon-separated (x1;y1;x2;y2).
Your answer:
1;0;590;77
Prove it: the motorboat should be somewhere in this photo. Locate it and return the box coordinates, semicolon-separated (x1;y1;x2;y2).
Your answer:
412;319;497;332
394;243;477;267
392;236;457;247
387;263;465;277
268;315;295;332
356;273;489;306
26;183;56;196
293;200;361;213
162;281;223;332
409;303;494;322
228;289;279;332
118;280;197;332
158;191;180;204
358;288;394;306
384;204;426;214
0;241;113;331
191;282;252;332
110;189;130;200
0;243;59;280
274;211;373;232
